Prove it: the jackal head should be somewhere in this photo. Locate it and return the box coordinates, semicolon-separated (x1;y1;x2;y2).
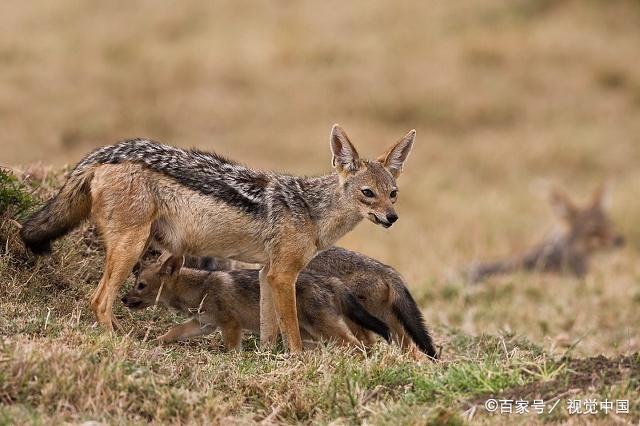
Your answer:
550;185;625;253
122;256;184;310
330;124;415;228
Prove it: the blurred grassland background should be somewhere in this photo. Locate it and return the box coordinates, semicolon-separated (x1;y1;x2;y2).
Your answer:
3;0;640;356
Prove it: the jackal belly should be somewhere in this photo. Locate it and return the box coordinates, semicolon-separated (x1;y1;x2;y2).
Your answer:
144;174;268;264
151;204;268;264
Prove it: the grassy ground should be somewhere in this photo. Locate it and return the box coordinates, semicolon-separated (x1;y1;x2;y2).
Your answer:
1;166;638;424
1;0;640;423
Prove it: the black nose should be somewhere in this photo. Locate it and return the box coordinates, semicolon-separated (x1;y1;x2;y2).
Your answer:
386;213;398;224
614;235;625;247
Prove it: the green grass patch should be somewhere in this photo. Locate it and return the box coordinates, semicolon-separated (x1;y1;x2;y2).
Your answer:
0;169;39;220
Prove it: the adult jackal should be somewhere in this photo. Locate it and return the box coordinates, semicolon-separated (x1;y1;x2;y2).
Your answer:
20;125;415;352
468;185;624;283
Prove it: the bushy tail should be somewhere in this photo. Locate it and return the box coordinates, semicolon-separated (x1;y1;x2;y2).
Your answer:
391;283;438;359
20;168;94;254
343;293;391;342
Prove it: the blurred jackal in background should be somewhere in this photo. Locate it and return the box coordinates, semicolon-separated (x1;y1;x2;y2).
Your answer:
122;256;391;350
20;125;415;352
468;185;625;283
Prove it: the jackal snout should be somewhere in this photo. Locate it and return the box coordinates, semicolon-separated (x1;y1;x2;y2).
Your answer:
330;125;415;229
122;270;161;310
368;207;399;229
122;256;184;310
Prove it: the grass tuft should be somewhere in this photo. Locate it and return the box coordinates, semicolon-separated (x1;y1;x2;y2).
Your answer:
0;169;39;221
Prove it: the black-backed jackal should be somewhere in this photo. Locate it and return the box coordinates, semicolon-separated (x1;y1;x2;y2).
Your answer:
122;256;391;350
468;185;624;283
305;247;438;359
181;246;438;359
20;125;415;352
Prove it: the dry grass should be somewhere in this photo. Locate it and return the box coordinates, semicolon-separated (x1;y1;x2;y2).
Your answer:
2;0;640;423
1;191;636;423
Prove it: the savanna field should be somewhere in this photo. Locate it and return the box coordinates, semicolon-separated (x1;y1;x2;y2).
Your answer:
1;1;639;424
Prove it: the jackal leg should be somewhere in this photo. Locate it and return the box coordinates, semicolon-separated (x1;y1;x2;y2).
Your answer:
91;249;115;329
90;224;150;330
348;323;377;346
387;316;425;359
221;321;243;352
259;265;279;347
321;318;363;347
266;267;303;352
389;318;413;350
158;318;208;343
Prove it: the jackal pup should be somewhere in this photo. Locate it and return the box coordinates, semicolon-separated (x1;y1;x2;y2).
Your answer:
122;256;391;350
183;246;438;359
20;125;415;352
305;247;438;359
468;185;624;282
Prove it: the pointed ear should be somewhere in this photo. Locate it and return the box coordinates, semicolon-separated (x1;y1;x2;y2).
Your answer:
159;255;184;277
590;183;610;210
377;129;416;179
132;261;142;277
330;124;361;175
549;188;578;223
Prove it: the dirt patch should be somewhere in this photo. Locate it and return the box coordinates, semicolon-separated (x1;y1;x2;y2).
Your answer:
468;353;639;406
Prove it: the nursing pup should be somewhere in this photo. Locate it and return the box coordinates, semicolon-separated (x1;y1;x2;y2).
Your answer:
122;256;391;350
183;247;438;359
303;247;437;359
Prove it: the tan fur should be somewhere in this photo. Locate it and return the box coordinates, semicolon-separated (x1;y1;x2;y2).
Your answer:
122;257;388;350
305;252;432;356
187;246;439;359
22;126;414;352
469;185;625;282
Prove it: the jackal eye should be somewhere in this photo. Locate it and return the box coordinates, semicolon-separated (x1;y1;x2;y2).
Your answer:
361;188;375;198
136;282;147;291
390;189;398;198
